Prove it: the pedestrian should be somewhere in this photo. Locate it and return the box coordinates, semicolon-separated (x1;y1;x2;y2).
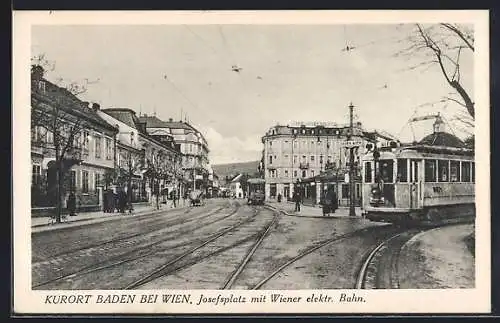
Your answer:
277;193;282;203
293;190;301;212
321;188;330;216
67;191;77;216
172;189;177;208
326;186;338;216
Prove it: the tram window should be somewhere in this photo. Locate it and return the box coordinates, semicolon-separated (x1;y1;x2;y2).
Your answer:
472;162;475;182
425;159;437;182
461;162;471;182
450;161;460;182
364;162;372;183
379;160;393;183
397;159;408;182
438;160;449;182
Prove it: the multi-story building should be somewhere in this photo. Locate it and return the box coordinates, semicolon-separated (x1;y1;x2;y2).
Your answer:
31;65;118;213
261;121;397;205
138;115;211;194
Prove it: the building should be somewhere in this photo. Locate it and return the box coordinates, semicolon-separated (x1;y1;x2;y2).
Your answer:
98;108;148;202
31;65;118;213
138;115;211;194
261;121;397;206
229;174;245;198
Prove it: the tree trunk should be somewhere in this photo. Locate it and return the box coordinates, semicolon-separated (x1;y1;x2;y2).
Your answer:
127;176;132;213
56;161;64;223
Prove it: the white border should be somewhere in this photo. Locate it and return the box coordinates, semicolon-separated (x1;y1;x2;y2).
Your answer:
13;10;491;314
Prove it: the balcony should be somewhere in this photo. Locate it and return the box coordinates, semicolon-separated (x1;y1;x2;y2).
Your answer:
299;162;309;169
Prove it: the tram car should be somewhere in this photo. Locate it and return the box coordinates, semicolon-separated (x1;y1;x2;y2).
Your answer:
361;140;475;226
246;178;266;205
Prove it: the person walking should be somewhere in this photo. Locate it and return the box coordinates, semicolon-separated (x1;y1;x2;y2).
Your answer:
293;190;301;212
67;191;77;216
321;188;330;216
326;186;338;216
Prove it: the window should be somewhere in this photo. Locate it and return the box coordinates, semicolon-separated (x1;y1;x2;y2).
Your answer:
450;161;460;182
293;141;297;149
342;184;349;199
302;155;306;161
82;131;90;151
397;159;408;182
269;141;273;147
438;160;449;182
320;155;323;164
425;159;437;182
70;170;76;191
310;155;315;162
461;161;471;182
294;170;298;177
472;162;475;182
269;155;273;165
410;160;419;182
379;160;394;183
284;170;289;177
311;170;315;177
32;165;41;186
302;170;306;178
293;155;297;164
106;138;113;160
95;136;102;158
82;170;89;193
364;162;372;183
95;172;101;189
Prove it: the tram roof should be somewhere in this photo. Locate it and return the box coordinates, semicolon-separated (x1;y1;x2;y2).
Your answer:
247;178;266;184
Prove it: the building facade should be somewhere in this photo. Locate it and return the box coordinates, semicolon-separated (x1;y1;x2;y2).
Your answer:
31;65;118;212
138;115;211;194
261;121;397;206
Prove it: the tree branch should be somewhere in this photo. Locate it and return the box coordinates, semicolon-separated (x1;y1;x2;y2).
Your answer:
441;23;475;51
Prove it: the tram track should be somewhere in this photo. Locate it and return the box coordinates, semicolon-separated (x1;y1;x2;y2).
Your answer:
33;202;233;264
250;224;404;290
355;227;434;289
123;209;266;289
221;210;280;289
33;202;244;289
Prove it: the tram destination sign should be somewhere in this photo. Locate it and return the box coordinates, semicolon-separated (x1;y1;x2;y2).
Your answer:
343;139;363;148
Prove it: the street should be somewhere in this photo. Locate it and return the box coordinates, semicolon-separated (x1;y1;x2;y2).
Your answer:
32;198;474;290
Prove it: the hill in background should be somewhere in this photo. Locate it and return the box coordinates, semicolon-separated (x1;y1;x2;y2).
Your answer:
212;160;260;182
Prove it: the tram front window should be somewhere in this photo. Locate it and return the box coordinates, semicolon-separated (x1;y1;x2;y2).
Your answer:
378;160;394;183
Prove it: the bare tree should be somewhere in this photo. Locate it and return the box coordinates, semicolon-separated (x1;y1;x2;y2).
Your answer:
395;24;475;122
31;65;91;223
116;148;145;213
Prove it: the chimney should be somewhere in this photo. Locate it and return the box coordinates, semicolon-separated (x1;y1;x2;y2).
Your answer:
92;103;100;111
31;65;44;80
169;118;173;122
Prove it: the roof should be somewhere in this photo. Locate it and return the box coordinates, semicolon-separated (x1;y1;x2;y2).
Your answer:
31;76;117;133
138;116;208;144
102;108;144;131
419;131;465;148
247;178;265;184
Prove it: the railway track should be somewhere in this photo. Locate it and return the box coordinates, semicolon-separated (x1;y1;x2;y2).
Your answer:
250;224;403;290
221;210;280;289
32;202;234;263
355;228;425;289
124;207;269;289
33;203;244;289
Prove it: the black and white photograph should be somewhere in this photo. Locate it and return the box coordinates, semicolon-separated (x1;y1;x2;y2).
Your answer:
13;10;490;314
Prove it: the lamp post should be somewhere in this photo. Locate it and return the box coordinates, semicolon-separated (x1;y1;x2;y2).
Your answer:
348;102;356;217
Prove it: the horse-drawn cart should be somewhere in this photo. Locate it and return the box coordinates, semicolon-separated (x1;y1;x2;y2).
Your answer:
189;189;205;206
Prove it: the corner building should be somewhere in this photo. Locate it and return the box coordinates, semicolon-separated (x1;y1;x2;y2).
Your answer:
261;121;396;204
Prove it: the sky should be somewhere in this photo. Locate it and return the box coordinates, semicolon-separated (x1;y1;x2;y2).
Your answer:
32;24;474;164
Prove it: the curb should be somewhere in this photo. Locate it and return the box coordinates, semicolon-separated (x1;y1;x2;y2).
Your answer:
264;203;364;219
31;206;188;230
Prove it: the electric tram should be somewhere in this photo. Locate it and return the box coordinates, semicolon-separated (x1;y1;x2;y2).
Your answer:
361;115;475;226
247;178;266;205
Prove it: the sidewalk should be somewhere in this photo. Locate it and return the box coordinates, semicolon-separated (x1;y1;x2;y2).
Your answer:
265;200;364;218
397;223;475;288
32;200;191;233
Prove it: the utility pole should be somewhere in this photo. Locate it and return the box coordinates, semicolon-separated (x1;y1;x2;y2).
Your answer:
348;102;356;217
